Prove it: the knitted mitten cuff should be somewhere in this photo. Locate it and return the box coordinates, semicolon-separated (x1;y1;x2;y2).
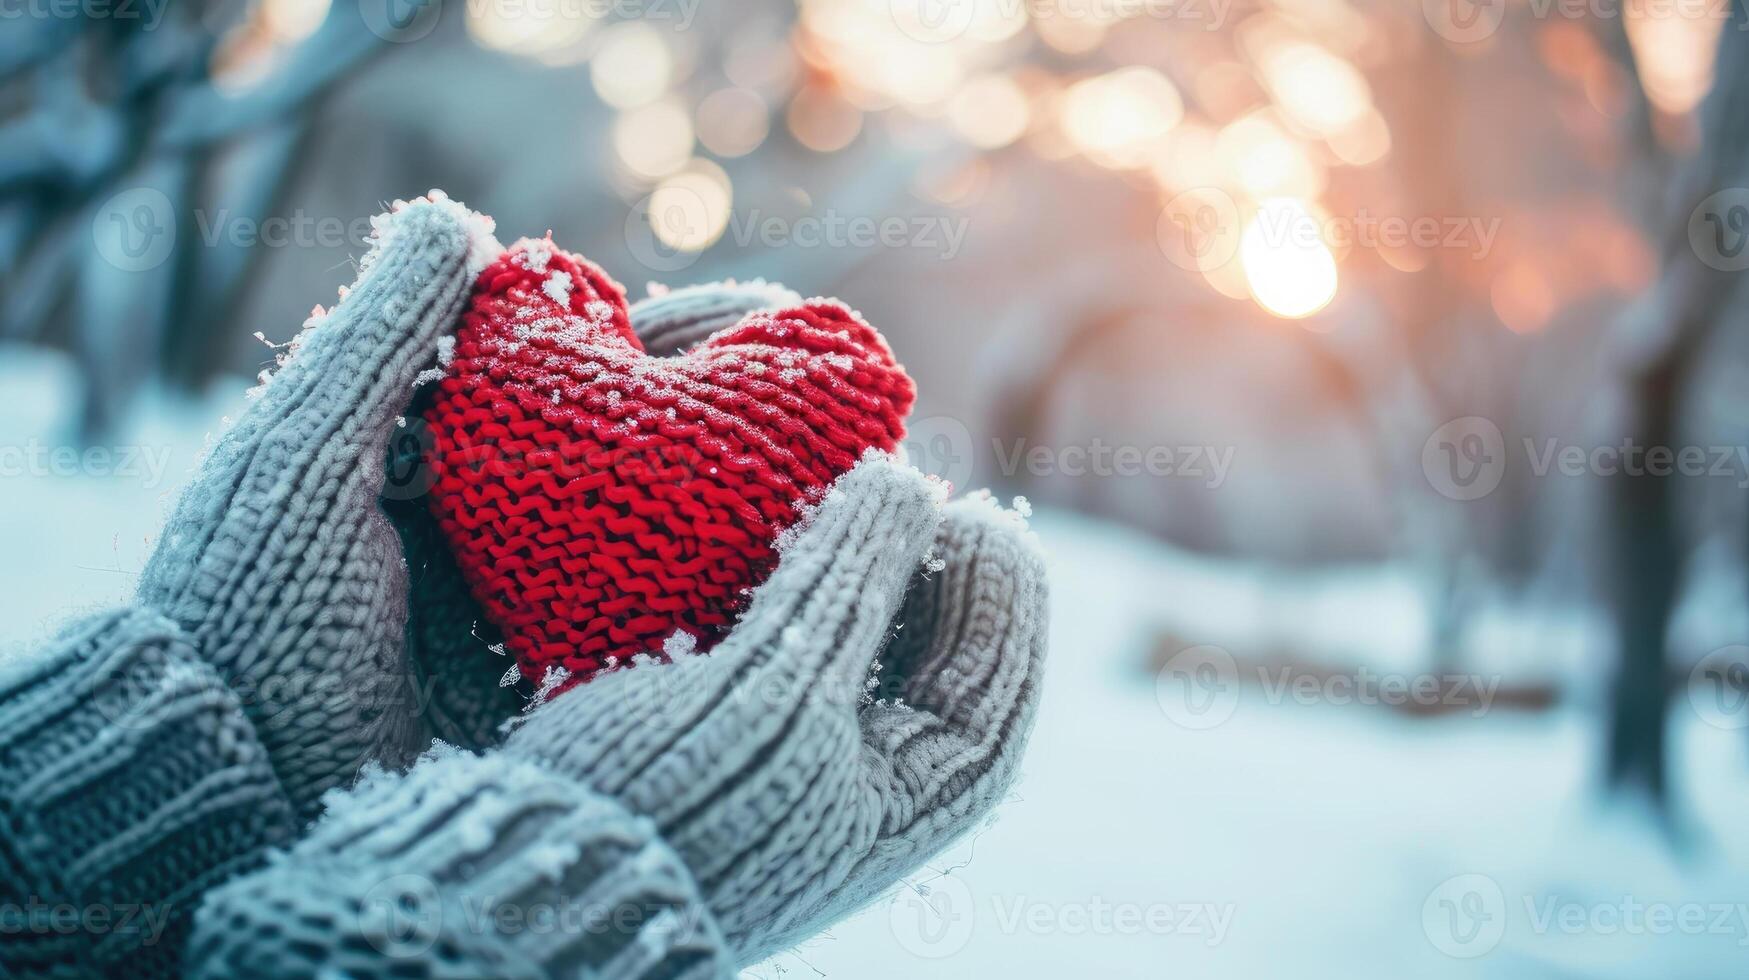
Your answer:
187;748;730;980
0;607;296;979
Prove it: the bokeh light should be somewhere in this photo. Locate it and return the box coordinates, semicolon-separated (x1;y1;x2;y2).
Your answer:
787;85;864;152
1060;67;1184;169
696;87;771;158
590;23;673;109
648;159;733;253
949;73;1032;149
1240;197;1339;319
467;0;595;58
613;98;695;180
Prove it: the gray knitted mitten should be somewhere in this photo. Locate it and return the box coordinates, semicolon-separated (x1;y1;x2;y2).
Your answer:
187;749;727;979
135;192;500;816
509;458;1050;962
628;279;804;356
0;608;295;978
188;454;1049;974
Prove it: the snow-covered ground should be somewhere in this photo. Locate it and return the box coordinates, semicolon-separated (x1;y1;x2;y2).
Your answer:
4;344;1746;978
757;509;1749;979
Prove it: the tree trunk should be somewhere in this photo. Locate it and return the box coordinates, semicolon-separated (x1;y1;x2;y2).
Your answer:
1605;0;1749;803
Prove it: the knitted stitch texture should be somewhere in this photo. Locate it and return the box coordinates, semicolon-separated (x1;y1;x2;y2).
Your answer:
422;239;915;686
191;454;1050;972
628;280;804;357
188;749;727;979
390;278;809;754
135;191;501;817
0;608;296;979
502;457;1050;960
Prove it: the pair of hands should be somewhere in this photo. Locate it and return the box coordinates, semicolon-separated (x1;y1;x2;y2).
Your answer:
136;196;1047;967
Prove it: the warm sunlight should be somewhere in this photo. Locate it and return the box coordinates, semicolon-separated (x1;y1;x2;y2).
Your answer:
1240;197;1339;319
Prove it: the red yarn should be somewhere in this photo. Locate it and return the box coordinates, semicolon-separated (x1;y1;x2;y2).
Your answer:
423;238;915;686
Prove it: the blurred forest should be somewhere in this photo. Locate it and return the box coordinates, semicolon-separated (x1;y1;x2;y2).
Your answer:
5;0;1749;811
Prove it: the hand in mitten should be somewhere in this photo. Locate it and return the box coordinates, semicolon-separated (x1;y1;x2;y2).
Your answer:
188;454;1049;975
387;278;805;752
0;609;295;979
135;192;499;815
513;455;1049;961
0;195;498;979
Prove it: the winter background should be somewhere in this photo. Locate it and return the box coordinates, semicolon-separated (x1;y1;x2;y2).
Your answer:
6;0;1749;976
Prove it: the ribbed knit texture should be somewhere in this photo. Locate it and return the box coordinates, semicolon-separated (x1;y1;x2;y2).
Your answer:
182;454;1048;973
135;191;501;817
501;455;1048;962
628;280;804;357
0;608;296;979
422;239;915;686
187;749;729;980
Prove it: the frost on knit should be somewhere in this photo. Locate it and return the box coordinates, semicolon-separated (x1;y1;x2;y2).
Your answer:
0;186;1050;979
188;455;1050;974
134;191;501;816
388;276;839;757
628;279;803;357
187;749;729;980
497;458;1051;962
421;238;915;687
0;608;295;979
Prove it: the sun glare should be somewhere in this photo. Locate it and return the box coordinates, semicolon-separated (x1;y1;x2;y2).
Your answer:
1240;198;1339;320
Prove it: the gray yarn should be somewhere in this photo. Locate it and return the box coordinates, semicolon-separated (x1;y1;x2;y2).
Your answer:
0;191;1049;977
135;192;501;818
504;460;1050;961
192;455;1050;973
0;607;295;979
187;749;728;980
626;280;803;356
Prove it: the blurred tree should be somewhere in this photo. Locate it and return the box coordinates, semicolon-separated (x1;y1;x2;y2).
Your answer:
0;0;385;438
1605;0;1749;807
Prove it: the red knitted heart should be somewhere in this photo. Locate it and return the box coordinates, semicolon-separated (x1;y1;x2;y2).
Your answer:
422;238;914;687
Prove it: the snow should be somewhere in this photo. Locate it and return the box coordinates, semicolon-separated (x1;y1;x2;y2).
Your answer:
518;239;553;273
413;335;458;389
748;509;1749;979
362;190;500;279
543;270;574;307
662;630;699;659
1;346;1745;978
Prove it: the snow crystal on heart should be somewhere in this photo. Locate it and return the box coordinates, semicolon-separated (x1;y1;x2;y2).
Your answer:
543;271;574;307
519;238;553;273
